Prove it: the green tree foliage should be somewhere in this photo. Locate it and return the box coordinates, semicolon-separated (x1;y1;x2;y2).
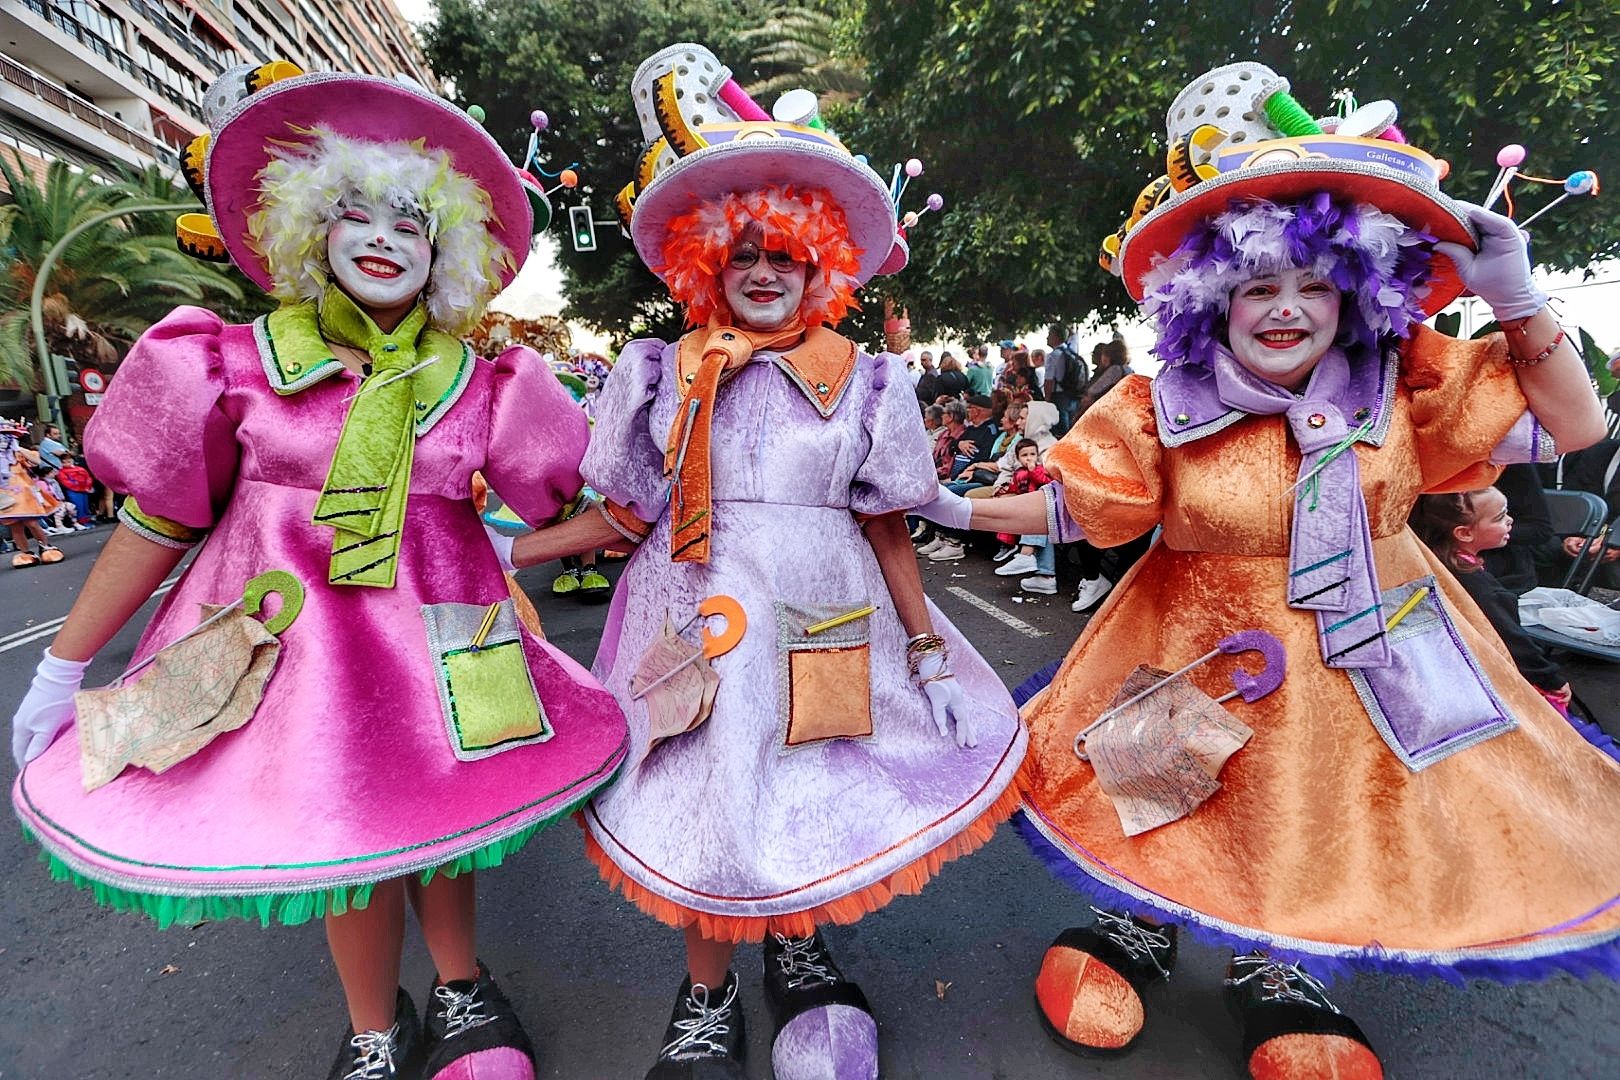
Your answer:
739;5;867;105
425;0;769;344
852;0;1620;339
0;155;247;390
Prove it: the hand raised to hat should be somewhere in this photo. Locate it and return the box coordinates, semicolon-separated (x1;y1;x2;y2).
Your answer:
1433;202;1549;323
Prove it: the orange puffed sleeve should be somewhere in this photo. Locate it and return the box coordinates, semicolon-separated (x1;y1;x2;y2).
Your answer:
1401;325;1528;493
1043;374;1165;547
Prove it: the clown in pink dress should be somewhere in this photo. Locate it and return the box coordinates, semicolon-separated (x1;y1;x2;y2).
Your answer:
8;63;628;1080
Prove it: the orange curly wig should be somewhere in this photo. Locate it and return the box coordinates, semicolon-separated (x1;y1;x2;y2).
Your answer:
657;185;863;327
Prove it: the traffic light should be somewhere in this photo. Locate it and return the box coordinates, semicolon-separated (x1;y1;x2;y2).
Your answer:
569;204;597;252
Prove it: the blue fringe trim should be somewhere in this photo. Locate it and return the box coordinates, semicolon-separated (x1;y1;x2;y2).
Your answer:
1007;659;1620;984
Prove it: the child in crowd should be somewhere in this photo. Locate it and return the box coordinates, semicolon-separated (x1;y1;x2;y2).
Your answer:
1413;488;1572;715
56;453;95;526
37;464;88;534
993;438;1060;594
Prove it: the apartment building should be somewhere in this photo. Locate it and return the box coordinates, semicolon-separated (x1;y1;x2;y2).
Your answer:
0;0;436;190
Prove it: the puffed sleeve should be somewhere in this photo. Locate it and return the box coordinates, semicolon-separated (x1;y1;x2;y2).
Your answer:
580;339;669;525
1402;325;1555;492
1043;374;1165;547
479;345;590;528
849;350;936;515
85;306;238;546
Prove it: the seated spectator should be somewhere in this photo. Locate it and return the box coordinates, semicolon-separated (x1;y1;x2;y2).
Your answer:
922;404;944;437
1541;437;1620;588
1413;489;1573;716
1483;463;1559;593
56;452;96;526
991;439;1059;594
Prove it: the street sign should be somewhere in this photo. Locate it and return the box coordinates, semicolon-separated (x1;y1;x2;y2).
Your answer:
80;369;106;393
83;393;103;406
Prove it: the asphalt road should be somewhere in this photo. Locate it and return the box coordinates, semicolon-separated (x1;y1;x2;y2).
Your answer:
1;529;1617;1079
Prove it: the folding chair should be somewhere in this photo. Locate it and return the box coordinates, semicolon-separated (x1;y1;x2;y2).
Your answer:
1524;489;1620;662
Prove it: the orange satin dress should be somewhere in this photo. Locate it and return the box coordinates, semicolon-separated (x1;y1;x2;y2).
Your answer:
1025;327;1620;968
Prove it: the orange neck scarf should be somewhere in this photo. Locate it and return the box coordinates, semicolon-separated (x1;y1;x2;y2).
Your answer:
665;315;806;563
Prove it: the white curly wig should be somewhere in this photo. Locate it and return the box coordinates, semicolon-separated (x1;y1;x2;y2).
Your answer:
245;128;512;335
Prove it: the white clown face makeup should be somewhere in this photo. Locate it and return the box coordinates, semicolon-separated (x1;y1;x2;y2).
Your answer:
719;229;809;332
325;194;433;321
1226;268;1341;390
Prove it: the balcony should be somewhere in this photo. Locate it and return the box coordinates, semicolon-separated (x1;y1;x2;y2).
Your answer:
0;51;177;167
123;0;228;76
19;0;135;76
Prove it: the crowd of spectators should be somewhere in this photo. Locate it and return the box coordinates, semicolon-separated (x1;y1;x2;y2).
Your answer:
905;325;1148;610
2;420;112;567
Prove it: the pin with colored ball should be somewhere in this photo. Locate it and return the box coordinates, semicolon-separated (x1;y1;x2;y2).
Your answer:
925;193;944;213
905;158;924;177
467;104;486;124
1496;144;1526;168
902;211;919;228
854;154;868;166
530;109;549;131
559;169;578;189
1565;170;1598;195
1485;143;1527;211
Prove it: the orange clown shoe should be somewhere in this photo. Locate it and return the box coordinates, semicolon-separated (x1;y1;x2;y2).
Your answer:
1033;911;1177;1055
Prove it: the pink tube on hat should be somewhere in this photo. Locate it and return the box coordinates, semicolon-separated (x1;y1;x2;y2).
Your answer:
717;79;771;122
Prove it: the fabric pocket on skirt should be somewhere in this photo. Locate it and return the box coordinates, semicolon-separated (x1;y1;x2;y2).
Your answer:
1346;575;1515;771
775;600;875;751
423;598;552;761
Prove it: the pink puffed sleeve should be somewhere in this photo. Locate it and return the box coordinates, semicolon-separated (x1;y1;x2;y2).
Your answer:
580;338;669;524
850;350;936;515
479;344;590;528
85;306;238;536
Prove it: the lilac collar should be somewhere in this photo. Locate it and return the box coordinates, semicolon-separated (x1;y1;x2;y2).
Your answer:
1152;346;1399;450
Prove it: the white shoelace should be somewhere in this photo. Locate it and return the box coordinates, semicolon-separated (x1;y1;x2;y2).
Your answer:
773;933;839;991
1091;908;1174;979
661;981;738;1060
1225;954;1341;1013
342;1024;400;1080
433;982;494;1039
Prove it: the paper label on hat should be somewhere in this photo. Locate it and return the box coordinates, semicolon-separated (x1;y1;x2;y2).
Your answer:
1086;665;1253;837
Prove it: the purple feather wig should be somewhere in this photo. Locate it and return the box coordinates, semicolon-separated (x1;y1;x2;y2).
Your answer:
1141;192;1437;370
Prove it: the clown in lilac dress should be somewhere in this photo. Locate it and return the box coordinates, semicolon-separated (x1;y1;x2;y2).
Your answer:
577;334;1026;937
13;306;629;924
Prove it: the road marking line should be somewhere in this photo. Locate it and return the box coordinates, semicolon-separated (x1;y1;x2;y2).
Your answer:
944;586;1047;638
0;577;181;655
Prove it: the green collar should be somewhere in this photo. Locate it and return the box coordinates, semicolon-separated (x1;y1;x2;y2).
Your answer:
255;298;474;436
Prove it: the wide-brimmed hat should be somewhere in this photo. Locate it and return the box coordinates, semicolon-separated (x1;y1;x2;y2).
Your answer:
1104;62;1476;316
177;63;531;293
618;43;907;286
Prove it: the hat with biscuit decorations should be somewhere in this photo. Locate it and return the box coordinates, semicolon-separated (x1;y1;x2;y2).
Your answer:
615;43;942;285
1100;62;1476;316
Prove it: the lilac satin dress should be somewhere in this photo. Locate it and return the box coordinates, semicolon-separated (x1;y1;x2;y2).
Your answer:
13;306;629;924
580;337;1025;925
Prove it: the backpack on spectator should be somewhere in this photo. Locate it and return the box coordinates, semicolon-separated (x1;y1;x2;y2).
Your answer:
1054;343;1089;396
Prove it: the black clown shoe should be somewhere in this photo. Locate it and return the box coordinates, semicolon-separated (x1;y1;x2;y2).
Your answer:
1223;953;1384;1080
1033;907;1178;1056
325;988;422;1080
763;930;878;1080
419;962;536;1080
645;972;747;1080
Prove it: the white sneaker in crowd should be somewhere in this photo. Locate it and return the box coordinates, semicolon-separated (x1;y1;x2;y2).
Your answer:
995;553;1039;576
927;540;967;562
45;526;69;536
1072;576;1112;612
916;536;946;557
1020;574;1057;595
992;545;1016;562
909;519;930;541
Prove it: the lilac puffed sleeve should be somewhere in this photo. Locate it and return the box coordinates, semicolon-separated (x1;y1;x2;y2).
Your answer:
479;344;590;528
581;338;669;524
85;306;238;541
849;350;936;515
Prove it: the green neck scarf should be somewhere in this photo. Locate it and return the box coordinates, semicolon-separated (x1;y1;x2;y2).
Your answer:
309;285;430;588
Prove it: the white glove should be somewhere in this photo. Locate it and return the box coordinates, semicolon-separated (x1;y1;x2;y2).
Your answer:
913;484;974;530
916;651;976;748
12;648;90;767
1432;202;1548;322
483;523;516;573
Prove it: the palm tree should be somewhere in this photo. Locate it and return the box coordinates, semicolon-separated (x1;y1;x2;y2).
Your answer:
0;153;247;391
738;5;868;108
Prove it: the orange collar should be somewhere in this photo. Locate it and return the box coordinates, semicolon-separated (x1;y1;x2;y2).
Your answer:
676;324;858;419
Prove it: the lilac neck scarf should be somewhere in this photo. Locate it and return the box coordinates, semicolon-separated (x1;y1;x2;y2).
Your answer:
1212;346;1391;670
